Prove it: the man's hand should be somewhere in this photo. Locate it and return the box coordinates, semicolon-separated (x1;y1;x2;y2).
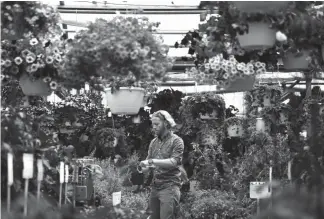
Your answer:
139;160;149;167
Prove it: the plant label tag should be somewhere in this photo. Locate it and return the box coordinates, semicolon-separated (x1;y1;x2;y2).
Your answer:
112;191;122;206
22;153;34;179
60;162;64;183
65;165;69;182
37;159;44;181
7;153;13;185
249;182;270;199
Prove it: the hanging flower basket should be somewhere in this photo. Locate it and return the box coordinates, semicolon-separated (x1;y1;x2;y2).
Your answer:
282;50;311;71
19;73;52;96
233;1;289;13
188;55;265;93
237;22;276;51
224;117;244;138
200;109;218;120
105;87;145;115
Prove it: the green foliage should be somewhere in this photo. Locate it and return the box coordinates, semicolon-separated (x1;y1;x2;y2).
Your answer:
180;189;250;219
93;158;122;204
64;16;172;88
180;92;226;121
148;88;184;124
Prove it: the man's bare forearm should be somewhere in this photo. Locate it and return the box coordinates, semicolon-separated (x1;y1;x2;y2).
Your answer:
152;158;178;168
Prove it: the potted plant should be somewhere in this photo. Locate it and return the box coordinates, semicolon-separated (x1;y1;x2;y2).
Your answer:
1;34;70;96
250;85;283;108
65;17;173;114
180;92;226;121
224;116;244;138
1;2;61;41
92;127;127;158
275;9;324;72
193;1;314;65
186;54;266;92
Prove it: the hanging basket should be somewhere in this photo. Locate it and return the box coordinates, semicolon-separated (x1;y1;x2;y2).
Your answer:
219;75;256;93
233;1;289;13
227;124;243;138
19;74;52;96
200;109;218;120
237;22;276;51
105;87;145;115
282;50;311;71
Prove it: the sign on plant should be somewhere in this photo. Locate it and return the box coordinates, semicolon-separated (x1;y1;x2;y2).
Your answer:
249;182;271;199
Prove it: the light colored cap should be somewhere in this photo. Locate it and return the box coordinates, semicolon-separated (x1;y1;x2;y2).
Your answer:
151;110;176;128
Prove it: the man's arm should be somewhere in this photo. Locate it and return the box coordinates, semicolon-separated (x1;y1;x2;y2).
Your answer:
152;137;184;169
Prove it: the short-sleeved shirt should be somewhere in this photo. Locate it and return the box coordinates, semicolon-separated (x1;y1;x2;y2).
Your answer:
146;132;184;190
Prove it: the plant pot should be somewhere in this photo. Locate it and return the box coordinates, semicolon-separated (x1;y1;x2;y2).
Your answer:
219;75;256;92
233;1;289;13
227;124;243;138
263;96;271;107
282;50;311;71
105;87;145;115
19;74;52;96
237;22;276;51
256;118;266;132
200;109;218;120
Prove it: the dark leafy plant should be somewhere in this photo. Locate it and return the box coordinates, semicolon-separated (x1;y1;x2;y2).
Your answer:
180;92;226;120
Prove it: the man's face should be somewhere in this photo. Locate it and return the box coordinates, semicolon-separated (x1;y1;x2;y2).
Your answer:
151;117;166;137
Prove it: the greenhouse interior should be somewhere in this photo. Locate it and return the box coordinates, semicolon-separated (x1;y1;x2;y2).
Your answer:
1;1;324;219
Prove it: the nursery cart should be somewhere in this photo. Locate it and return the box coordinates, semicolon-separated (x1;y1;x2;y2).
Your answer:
66;158;102;206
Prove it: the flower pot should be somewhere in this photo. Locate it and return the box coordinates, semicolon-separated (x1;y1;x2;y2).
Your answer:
233;1;289;13
200;109;218;120
105;87;145;115
219;75;255;92
256;118;266;132
19;74;52;96
227;124;243;138
282;50;311;71
237;22;276;51
263;96;271;107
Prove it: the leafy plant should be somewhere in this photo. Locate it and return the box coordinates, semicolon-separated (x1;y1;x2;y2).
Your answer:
148;88;184;124
1;34;70;92
180;189;250;219
180;92;226;120
64;17;173;90
1;2;61;40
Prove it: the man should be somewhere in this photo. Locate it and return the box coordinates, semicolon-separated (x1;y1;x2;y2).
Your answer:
139;110;185;219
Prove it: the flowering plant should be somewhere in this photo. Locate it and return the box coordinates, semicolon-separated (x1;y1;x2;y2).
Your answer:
274;8;324;72
187;1;317;66
64;17;173;89
1;35;68;92
1;1;61;40
185;55;266;88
